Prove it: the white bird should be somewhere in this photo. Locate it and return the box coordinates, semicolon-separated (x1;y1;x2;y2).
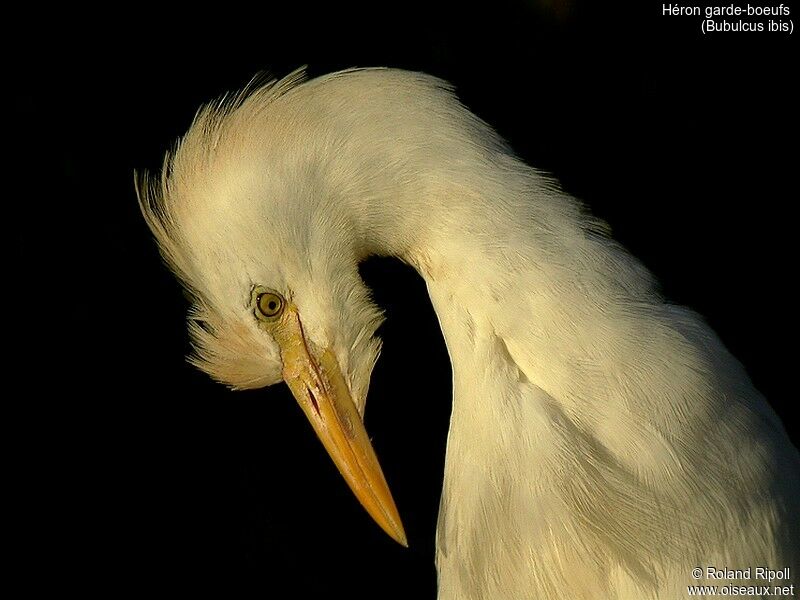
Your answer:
137;67;799;599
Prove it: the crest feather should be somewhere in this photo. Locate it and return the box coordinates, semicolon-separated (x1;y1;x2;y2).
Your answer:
135;67;310;384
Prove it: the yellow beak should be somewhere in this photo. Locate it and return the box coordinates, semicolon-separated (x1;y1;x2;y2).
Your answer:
271;306;407;546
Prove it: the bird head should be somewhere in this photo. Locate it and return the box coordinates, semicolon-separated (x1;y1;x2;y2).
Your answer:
136;70;407;545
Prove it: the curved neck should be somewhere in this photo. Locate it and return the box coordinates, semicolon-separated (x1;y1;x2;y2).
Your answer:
347;149;672;468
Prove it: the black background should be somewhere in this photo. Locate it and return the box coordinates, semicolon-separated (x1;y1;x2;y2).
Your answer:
13;1;796;597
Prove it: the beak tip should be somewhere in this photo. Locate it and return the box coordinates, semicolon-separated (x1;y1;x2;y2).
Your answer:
391;527;409;548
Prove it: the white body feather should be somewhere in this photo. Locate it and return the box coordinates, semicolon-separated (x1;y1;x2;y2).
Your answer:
139;68;799;599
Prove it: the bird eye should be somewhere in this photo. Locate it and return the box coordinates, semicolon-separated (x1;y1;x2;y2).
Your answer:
254;290;285;320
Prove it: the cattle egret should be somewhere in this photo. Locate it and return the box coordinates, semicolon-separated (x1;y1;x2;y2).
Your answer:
137;68;799;599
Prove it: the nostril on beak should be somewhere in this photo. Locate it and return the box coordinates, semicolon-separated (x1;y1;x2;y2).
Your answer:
306;383;321;416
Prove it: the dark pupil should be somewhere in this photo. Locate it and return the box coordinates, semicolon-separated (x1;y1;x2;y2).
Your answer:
259;294;279;315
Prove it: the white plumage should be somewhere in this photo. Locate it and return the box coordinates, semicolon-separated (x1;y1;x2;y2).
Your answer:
138;68;799;599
